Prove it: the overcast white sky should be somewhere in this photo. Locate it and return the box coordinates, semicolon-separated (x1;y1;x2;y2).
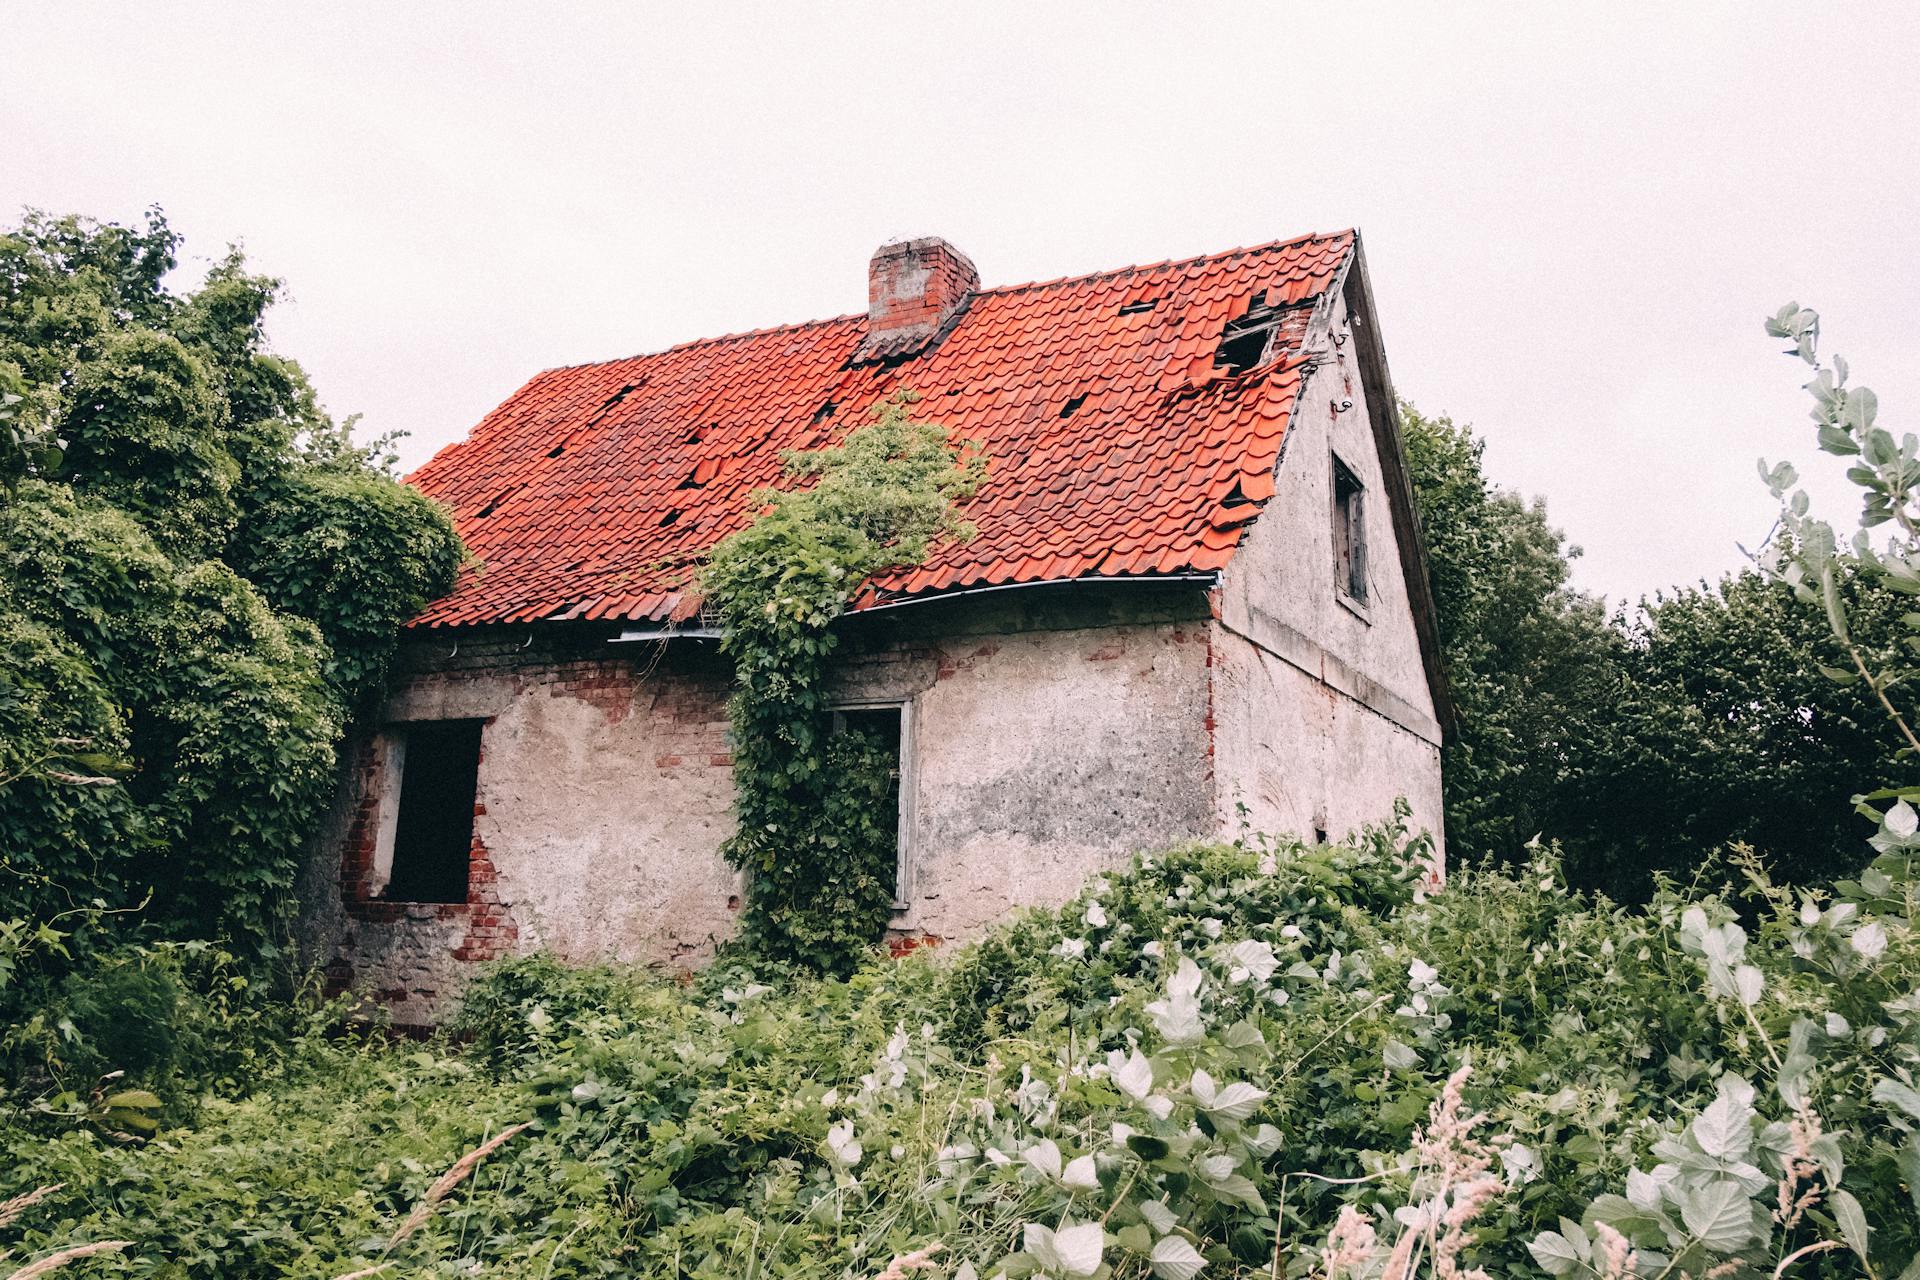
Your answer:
6;4;1916;605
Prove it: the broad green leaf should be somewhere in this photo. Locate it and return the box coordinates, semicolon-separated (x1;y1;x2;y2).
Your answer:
1111;1049;1154;1100
1023;1139;1062;1181
1823;564;1850;642
1527;1231;1581;1276
101;1089;162;1110
1679;1181;1756;1252
1875;1079;1920;1122
1149;1236;1207;1280
1832;1189;1871;1262
1137;1199;1178;1235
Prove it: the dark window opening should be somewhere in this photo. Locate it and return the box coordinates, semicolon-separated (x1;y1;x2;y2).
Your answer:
833;706;904;899
1216;291;1282;374
1059;393;1087;419
385;719;483;904
1332;456;1368;604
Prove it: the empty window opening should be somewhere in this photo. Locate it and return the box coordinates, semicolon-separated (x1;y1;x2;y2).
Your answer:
1216;291;1282;374
384;719;483;903
831;704;910;905
1059;393;1088;419
1332;456;1368;605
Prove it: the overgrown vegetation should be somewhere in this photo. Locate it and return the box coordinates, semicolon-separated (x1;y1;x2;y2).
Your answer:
1404;402;1910;899
702;389;983;975
5;204;1917;1279
0;209;463;1095
4;814;1916;1278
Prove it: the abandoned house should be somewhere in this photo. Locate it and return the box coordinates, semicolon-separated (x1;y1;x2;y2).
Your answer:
301;229;1452;1022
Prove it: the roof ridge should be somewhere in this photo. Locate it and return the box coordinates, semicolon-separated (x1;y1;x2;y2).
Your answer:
528;229;1356;377
974;228;1354;298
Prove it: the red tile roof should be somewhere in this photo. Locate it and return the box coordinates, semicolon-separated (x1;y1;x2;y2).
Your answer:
407;230;1358;629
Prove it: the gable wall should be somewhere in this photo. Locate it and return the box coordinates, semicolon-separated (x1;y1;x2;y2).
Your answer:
299;587;1214;1024
1209;286;1446;853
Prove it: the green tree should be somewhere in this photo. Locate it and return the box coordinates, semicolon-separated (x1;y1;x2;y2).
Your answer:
0;208;462;959
1562;570;1904;896
1404;401;1904;898
1400;403;1621;868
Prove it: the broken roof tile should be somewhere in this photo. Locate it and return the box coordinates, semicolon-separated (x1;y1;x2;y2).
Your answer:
406;230;1356;628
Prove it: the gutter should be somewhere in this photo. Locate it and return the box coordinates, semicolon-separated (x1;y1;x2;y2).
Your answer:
607;572;1221;644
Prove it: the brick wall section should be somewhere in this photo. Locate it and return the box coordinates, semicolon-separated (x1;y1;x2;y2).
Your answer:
301;586;1220;1024
309;626;742;1024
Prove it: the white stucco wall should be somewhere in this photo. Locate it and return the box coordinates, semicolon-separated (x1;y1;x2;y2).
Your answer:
1209;287;1446;852
301;590;1216;1021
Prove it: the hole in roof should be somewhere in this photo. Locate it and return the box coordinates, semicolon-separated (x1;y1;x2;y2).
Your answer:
811;399;838;424
1216;290;1281;375
945;387;962;396
676;471;705;490
1059;393;1088;419
659;509;681;528
547;444;565;458
1119;297;1159;315
685;427;703;444
594;381;644;414
476;500;500;519
1220;480;1254;508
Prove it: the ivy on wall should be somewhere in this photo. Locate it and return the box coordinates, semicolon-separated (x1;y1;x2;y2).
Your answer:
701;390;983;975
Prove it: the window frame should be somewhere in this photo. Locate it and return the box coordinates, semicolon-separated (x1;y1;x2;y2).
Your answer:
1331;452;1371;615
829;698;916;911
371;717;485;905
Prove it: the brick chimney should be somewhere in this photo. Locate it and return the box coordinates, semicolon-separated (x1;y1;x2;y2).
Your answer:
856;236;979;362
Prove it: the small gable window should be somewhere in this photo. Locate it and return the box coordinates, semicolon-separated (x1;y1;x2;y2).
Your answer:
1332;455;1368;607
381;719;484;903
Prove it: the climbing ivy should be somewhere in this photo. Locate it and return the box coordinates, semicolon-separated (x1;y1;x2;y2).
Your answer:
701;390;983;975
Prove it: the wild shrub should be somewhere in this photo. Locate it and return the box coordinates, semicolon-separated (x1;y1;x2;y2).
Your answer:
3;809;1914;1278
0;209;462;1050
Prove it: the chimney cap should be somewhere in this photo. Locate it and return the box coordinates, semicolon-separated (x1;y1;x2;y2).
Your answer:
858;236;979;363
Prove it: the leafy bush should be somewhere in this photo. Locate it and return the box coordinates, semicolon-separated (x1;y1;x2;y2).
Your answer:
0;208;462;997
3;814;1915;1278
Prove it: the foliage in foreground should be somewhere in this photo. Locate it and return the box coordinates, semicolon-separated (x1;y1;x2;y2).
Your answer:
4;817;1917;1280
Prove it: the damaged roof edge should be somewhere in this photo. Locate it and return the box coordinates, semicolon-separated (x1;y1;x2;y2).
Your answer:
1336;232;1457;742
